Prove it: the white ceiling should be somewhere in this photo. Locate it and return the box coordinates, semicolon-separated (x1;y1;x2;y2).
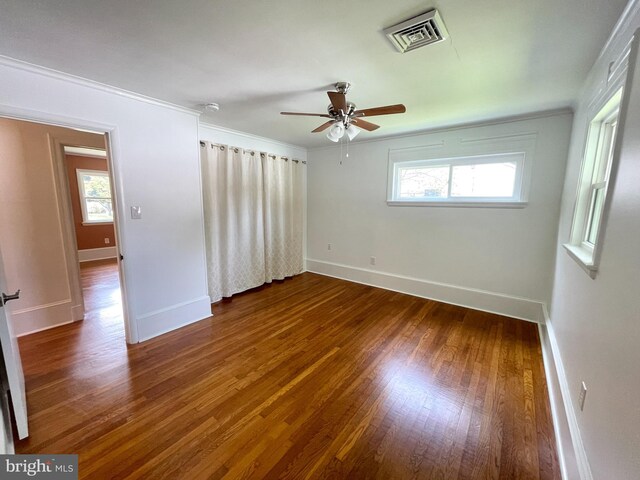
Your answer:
0;0;629;147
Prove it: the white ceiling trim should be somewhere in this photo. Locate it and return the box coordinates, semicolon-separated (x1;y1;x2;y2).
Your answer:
0;55;201;117
599;0;640;62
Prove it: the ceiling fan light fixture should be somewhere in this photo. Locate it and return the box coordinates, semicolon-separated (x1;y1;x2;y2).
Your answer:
326;122;345;142
346;125;360;140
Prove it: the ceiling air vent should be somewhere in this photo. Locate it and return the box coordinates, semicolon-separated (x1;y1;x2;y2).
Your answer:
384;9;449;53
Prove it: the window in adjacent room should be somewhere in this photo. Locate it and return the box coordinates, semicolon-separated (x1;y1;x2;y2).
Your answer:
76;169;114;223
388;152;526;206
564;88;623;277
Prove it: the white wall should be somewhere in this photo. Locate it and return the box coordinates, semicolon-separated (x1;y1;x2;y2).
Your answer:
199;123;307;160
547;0;640;477
0;57;211;342
0;118;106;335
306;112;573;321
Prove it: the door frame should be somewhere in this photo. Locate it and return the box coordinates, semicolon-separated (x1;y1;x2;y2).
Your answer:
0;105;137;343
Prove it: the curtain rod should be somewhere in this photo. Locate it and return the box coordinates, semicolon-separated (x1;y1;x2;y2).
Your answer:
199;141;306;164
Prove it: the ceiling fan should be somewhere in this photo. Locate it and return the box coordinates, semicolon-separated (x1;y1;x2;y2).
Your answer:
281;82;406;142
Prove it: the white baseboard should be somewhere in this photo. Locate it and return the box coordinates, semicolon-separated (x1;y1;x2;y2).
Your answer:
538;322;575;480
78;246;118;262
540;308;593;480
13;292;212;343
306;259;545;323
12;299;76;337
136;295;212;342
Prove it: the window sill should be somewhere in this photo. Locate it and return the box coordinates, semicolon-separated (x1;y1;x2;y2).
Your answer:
82;221;114;226
386;201;528;208
563;243;598;278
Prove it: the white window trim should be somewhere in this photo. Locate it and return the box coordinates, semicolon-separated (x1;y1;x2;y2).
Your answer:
386;200;528;208
76;168;114;225
564;87;625;278
387;136;536;208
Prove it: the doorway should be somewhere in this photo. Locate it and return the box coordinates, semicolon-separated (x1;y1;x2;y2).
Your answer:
0;116;128;341
62;145;123;332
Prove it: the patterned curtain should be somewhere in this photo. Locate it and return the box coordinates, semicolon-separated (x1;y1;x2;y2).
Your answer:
200;142;304;302
262;153;304;282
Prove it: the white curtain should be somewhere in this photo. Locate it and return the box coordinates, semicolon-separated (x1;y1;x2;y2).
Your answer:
262;153;304;281
200;142;304;302
201;144;265;302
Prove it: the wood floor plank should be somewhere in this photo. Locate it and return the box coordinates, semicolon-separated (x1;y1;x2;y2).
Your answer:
15;260;560;479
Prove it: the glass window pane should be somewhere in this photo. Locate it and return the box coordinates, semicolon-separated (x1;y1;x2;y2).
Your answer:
398;166;449;199
85;199;113;222
602;120;617;182
451;162;516;197
586;187;605;245
82;174;112;199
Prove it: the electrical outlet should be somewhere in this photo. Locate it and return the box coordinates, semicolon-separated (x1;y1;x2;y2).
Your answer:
579;381;587;411
104;238;110;245
327;243;332;251
370;256;376;266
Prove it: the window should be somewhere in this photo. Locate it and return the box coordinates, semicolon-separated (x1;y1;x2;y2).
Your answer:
388;152;526;206
76;169;114;224
564;89;622;276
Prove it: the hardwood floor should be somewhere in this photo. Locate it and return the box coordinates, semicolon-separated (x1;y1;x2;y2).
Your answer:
16;263;559;479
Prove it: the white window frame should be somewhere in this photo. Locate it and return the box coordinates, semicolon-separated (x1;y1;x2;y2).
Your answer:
387;150;530;208
76;168;114;225
564;88;624;277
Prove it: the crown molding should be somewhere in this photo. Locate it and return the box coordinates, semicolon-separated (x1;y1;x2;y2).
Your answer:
0;55;201;117
599;0;640;63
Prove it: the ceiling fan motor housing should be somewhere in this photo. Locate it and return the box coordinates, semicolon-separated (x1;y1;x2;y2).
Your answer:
327;102;356;118
335;81;351;94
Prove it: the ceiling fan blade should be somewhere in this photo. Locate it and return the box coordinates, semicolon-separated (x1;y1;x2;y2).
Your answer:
355;104;406;117
353;118;380;131
281;112;332;118
327;92;347;112
312;120;335;133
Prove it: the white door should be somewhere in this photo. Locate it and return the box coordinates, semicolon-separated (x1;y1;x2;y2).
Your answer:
0;250;28;440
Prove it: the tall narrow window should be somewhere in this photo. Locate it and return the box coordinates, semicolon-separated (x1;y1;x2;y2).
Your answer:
76;169;114;223
584;113;617;246
565;88;623;276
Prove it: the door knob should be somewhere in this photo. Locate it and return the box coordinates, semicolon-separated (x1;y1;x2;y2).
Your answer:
1;290;20;304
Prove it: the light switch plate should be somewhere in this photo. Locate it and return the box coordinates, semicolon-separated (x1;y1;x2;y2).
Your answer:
579;381;587;411
130;206;142;219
